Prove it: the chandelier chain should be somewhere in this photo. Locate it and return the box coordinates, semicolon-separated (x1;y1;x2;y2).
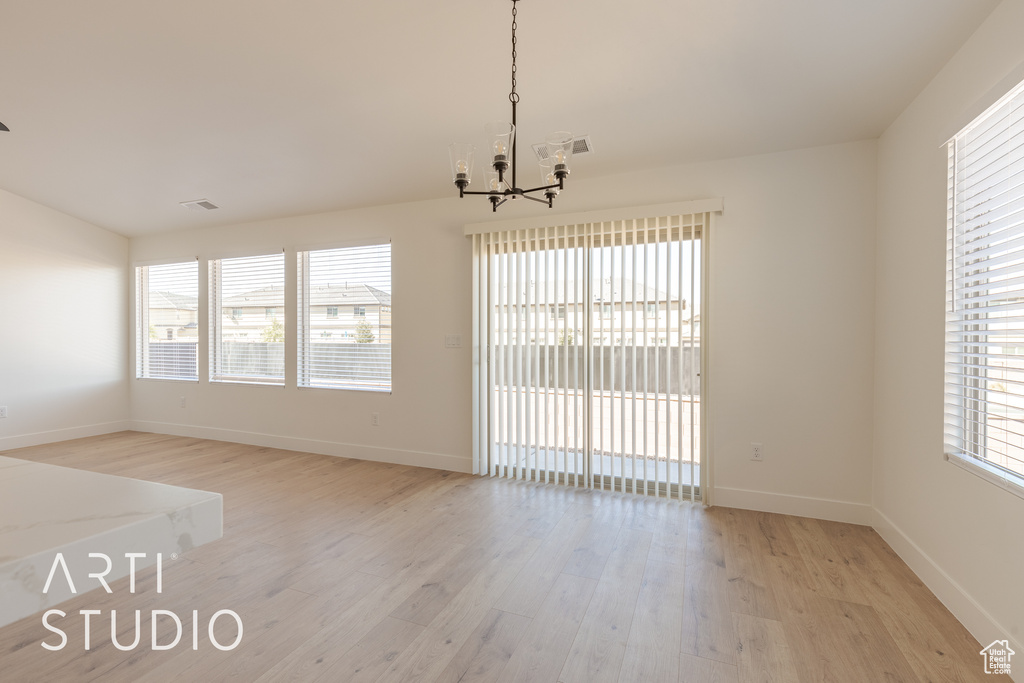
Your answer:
510;0;519;104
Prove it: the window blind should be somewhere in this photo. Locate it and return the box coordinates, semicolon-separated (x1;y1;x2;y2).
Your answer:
209;253;285;385
135;260;199;380
470;205;713;500
946;76;1024;491
297;243;392;391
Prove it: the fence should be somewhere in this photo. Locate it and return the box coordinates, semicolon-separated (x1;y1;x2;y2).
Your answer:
145;341;390;386
492;344;700;395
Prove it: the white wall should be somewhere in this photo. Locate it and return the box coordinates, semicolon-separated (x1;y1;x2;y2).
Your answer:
874;0;1024;658
129;140;879;521
129;199;483;471
0;189;129;449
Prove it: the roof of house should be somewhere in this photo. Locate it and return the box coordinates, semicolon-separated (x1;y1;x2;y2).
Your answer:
219;283;391;308
150;291;198;310
307;283;391;307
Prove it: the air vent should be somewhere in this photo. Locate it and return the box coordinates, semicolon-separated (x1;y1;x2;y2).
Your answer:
180;199;219;211
532;134;594;161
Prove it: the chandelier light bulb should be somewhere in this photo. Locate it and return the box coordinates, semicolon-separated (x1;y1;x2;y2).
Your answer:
539;159;557;186
448;142;476;197
484;170;502;193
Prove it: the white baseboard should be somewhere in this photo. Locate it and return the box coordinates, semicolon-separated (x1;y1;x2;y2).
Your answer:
712;486;873;525
129;420;473;474
0;421;133;452
872;508;1022;681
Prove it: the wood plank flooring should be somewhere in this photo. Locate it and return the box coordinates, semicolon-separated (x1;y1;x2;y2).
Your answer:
0;432;1002;682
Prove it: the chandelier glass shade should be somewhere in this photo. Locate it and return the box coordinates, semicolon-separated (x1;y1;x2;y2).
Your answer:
449;0;573;212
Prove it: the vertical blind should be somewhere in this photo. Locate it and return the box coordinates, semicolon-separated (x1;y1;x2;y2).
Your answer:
297;242;392;392
136;260;199;380
945;76;1024;489
209;252;285;385
470;205;714;500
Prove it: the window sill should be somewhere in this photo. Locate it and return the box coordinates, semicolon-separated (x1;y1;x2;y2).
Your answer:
945;452;1024;501
136;377;199;383
210;378;285;387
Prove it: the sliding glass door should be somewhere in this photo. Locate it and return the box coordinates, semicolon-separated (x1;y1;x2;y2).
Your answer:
471;206;712;500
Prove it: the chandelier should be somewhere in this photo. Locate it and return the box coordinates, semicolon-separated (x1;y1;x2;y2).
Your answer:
448;0;573;212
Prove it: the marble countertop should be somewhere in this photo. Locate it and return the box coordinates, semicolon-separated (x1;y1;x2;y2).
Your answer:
0;455;222;628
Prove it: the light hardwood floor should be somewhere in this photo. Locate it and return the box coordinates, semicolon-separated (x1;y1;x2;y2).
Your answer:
0;432;1002;682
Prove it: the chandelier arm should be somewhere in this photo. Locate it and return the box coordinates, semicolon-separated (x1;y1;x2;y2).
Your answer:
461;190;505;196
520;183;563;194
521;194;551;205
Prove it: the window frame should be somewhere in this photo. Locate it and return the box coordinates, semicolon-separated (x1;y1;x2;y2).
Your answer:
135;260;199;382
297;241;392;392
945;76;1024;498
209;252;286;386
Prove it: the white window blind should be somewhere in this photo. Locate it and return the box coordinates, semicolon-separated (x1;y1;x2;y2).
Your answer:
470;203;715;500
209;253;285;385
946;76;1024;493
136;261;199;380
297;243;391;391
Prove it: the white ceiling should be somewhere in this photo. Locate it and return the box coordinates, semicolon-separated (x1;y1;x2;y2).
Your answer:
0;0;1000;236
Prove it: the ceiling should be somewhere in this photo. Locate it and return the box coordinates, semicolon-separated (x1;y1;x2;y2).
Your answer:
0;0;1000;237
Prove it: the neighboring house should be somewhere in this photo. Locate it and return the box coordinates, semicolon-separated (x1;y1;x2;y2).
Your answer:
304;283;392;344
495;277;697;346
215;283;392;344
148;291;198;341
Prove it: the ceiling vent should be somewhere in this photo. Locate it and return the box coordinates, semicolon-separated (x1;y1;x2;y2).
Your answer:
180;199;219;211
532;135;594;161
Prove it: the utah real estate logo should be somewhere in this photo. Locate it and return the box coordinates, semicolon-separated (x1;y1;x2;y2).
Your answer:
980;639;1015;676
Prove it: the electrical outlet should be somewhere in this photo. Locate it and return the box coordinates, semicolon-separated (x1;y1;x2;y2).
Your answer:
372;412;380;427
179;397;187;408
751;442;763;462
445;334;462;348
0;406;7;418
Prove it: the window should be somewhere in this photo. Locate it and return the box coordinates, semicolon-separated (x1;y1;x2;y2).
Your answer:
265;307;276;320
549;304;566;319
209;253;285;385
600;303;613;319
135;260;198;380
945;76;1024;494
298;242;391;391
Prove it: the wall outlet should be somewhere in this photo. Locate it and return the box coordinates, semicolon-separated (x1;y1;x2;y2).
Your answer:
0;406;7;418
372;412;380;427
445;334;462;349
179;397;187;408
751;442;763;461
